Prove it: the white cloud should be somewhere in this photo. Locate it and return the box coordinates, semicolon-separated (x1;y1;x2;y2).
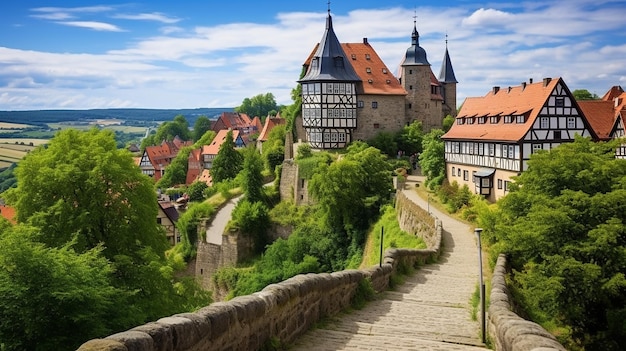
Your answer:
3;1;626;110
113;12;181;24
57;21;125;32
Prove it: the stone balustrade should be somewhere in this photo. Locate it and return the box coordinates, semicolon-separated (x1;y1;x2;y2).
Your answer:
488;254;566;351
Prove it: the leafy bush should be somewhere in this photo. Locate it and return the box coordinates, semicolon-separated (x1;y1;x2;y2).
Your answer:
176;202;215;260
230;200;269;252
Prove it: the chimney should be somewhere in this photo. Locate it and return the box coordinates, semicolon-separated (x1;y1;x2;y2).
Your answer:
529;78;533;84
363;37;368;44
492;86;500;94
543;77;552;86
521;82;527;90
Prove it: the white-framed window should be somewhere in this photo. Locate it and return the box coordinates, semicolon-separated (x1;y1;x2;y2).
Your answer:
541;117;549;129
504;116;513;123
567;117;576;128
532;144;542;153
516;115;525;123
502;145;508;158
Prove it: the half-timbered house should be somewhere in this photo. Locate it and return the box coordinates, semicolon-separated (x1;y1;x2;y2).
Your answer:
298;11;456;150
201;129;245;170
579;85;626;159
139;136;192;181
442;77;598;201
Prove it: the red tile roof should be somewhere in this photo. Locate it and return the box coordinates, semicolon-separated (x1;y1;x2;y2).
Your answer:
251;116;263;134
578;100;616;140
580;86;626;140
202;129;241;156
186;148;203;184
443;78;562;142
303;41;406;96
258;117;286;142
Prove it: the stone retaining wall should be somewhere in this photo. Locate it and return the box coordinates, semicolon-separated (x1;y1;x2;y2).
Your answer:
488;254;566;351
77;198;443;351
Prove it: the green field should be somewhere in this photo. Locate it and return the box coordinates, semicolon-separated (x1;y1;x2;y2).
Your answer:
0;142;41;166
47;122;147;134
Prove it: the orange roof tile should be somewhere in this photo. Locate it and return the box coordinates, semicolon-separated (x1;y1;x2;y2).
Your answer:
251;116;263;133
303;41;406;96
602;86;624;101
258;117;286;142
443;78;562;142
197;169;213;187
578;100;616;140
341;42;406;95
202;129;240;156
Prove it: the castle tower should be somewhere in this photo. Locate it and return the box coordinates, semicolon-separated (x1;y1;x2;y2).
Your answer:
298;10;361;149
438;36;458;118
400;20;444;131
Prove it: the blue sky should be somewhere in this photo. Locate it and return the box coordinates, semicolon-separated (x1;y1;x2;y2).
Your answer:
1;0;625;111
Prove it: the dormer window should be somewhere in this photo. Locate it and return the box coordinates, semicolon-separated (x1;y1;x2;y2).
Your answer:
490;116;500;124
478;117;486;124
333;56;344;68
467;117;475;124
366;67;371;73
516;115;525;123
457;118;465;125
504;115;513;124
382;68;388;74
365;54;371;60
351;54;357;60
367;79;373;84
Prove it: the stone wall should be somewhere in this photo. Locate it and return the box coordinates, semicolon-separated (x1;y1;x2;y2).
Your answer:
488;254;566;351
77;195;443;351
395;191;438;249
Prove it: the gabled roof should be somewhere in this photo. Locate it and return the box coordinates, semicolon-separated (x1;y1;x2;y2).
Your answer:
580;86;626;140
158;201;179;223
186;149;202;184
214;112;252;131
577;100;616;140
202;129;241;156
251;116;263;133
443;78;562;141
258;117;286;142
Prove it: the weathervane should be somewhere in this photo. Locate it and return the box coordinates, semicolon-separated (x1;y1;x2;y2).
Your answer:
327;0;331;14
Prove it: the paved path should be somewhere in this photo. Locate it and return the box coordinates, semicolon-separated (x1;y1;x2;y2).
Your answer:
290;175;487;350
205;195;243;245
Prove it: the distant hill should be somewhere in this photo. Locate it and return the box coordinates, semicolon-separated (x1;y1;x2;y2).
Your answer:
0;108;234;125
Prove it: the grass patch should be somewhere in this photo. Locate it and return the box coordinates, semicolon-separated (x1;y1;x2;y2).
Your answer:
361;205;426;268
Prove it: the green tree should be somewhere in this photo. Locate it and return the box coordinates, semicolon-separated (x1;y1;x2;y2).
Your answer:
242;146;265;203
235;93;278;119
262;124;286;172
141;115;191;148
187;180;208;202
0;226;126;351
156;146;193;189
211;130;243;183
368;131;397;157
419;129;446;189
396;120;424;156
442;114;455;132
3;129;210;339
194;129;217;148
192;116;212;142
491;137;626;349
573;89;599;100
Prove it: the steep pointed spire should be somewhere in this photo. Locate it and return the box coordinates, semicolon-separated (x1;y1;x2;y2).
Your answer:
403;17;430;66
439;34;458;83
299;10;360;82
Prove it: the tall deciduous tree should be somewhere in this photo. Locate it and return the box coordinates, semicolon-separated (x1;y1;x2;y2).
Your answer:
235;93;278;119
211;130;243;183
193;115;212;142
3;129;211;346
419;129;446;189
491;137;626;349
242;146;265;203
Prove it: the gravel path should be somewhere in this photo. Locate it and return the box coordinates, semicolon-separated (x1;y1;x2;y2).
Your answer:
290;176;487;350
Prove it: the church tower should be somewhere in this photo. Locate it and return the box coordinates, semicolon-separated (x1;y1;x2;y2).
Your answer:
438;37;458;118
400;20;444;131
298;10;361;149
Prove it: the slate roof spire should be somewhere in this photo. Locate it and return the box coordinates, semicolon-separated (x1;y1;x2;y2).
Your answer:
403;17;430;66
299;7;361;82
439;34;458;83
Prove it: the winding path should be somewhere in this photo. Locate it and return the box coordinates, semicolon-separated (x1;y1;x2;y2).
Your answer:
290;175;488;350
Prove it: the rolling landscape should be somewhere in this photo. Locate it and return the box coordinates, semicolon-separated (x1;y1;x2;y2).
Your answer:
0;108;233;169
